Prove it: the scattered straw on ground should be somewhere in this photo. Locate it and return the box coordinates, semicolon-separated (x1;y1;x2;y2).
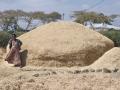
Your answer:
0;64;120;90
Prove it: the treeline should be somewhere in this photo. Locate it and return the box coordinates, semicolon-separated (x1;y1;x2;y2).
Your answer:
0;10;62;31
72;11;118;25
0;10;120;48
0;10;119;31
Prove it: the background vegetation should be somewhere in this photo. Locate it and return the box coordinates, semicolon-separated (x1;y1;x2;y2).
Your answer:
0;10;62;31
0;10;120;48
72;11;113;25
100;29;120;47
0;31;25;48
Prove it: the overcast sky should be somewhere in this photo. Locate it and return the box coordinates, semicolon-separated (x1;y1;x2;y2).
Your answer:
0;0;120;21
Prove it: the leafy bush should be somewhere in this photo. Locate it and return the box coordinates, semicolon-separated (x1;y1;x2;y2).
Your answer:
99;29;120;47
0;31;25;48
0;31;11;48
7;31;25;37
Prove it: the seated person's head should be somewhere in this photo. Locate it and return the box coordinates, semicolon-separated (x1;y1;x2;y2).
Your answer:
12;34;17;40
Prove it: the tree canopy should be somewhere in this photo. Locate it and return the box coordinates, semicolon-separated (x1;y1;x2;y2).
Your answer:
0;10;62;31
72;11;113;25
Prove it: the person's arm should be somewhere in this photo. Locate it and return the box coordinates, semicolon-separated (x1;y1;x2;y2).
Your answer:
17;39;22;46
17;39;22;50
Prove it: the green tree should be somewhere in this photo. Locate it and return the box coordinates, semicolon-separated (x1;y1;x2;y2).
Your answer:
0;10;25;31
47;12;62;22
0;10;62;31
72;11;112;25
33;11;61;24
32;11;47;24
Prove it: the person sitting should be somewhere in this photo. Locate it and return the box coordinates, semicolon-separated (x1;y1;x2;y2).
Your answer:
5;34;22;67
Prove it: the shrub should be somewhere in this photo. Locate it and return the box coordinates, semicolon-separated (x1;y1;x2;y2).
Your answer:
99;29;120;47
0;31;25;48
7;31;25;37
0;31;11;48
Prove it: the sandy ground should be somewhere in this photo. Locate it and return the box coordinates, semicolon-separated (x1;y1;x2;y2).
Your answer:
0;62;120;90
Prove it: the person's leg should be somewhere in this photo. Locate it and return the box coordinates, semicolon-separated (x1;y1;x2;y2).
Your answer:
5;48;15;64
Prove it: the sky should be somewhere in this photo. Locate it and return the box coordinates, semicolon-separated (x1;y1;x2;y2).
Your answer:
0;0;120;22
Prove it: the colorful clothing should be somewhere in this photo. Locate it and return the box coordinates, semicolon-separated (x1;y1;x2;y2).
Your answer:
5;39;22;66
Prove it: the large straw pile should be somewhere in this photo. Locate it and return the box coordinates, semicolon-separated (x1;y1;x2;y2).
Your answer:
90;47;120;69
18;21;114;67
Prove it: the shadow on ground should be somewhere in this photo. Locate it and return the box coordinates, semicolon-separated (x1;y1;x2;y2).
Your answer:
20;50;28;67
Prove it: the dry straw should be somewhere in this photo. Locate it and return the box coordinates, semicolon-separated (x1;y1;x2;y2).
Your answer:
18;21;114;67
90;47;120;69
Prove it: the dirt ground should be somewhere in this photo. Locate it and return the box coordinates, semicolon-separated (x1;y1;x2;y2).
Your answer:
0;62;120;90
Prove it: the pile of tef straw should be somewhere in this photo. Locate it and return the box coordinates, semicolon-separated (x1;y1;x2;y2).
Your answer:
90;47;120;69
18;21;114;67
